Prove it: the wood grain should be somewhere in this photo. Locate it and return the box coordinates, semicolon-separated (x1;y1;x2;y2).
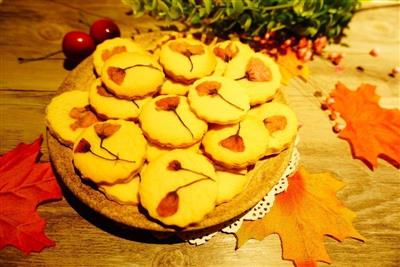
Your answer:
0;0;399;266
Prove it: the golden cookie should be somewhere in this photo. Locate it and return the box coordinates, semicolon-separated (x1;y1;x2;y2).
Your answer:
215;170;250;205
225;52;281;106
99;174;140;205
248;102;298;154
188;76;250;124
202;116;269;169
102;52;165;99
146;141;200;162
46;90;97;146
93;37;147;75
159;79;190;96
73;120;146;185
89;78;150;120
159;38;216;84
139;150;217;227
139;95;208;148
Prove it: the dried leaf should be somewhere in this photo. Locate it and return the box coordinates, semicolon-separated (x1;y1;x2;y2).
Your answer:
329;82;400;169
94;123;121;139
277;49;310;85
169;41;205;57
156;191;179;217
167;160;182;171
0;136;62;254
74;138;91;153
195;81;221;96
246;58;272;82
219;134;245;152
69;105;98;131
101;46;127;61
235;166;365;267
264;116;287;133
97;85;114;97
155;96;180;111
107;67;126;85
214;42;239;62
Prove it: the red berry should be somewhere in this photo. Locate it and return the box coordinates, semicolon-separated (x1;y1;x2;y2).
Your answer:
62;31;95;60
90;19;120;44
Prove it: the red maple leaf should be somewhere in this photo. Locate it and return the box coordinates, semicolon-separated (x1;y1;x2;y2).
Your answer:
328;82;400;169
0;136;62;254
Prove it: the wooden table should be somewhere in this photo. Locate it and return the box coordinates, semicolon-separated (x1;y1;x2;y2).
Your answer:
0;1;399;266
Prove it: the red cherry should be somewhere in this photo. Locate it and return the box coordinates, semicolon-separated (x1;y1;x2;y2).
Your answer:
62;31;95;60
90;19;121;44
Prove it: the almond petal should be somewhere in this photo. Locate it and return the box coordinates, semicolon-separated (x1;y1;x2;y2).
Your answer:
155;96;180;111
214;42;239;62
69;106;98;131
97;85;114;97
74;138;91;153
195;81;221;96
246;58;272;82
157;191;179;217
219;134;245;152
107;67;126;85
264;116;287;133
94;123;121;139
167;160;182;171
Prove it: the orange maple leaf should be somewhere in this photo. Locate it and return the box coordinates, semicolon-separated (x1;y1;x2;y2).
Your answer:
235;166;365;267
277;50;310;85
329;82;400;169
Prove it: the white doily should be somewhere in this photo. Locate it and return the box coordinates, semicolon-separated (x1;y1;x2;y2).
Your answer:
185;147;300;245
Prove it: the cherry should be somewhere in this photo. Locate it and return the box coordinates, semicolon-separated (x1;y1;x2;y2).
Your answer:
62;31;96;60
90;19;120;44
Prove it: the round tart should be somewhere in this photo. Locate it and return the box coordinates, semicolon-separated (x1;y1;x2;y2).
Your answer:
188;76;250;124
139;95;208;148
139;150;217;228
93;37;147;75
46;90;97;146
159;37;217;84
101;52;165;99
225;52;282;106
47;32;294;232
248;102;298;154
202;116;270;169
73;119;147;185
89;78;150;120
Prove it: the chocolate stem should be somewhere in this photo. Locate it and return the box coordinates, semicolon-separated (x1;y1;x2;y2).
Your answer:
132;100;139;109
172;110;194;138
175;177;214;192
123;64;161;72
217;93;245;111
18;50;63;64
188;56;194;72
180;167;215;181
236;123;241;135
99;139;136;163
234;75;247;81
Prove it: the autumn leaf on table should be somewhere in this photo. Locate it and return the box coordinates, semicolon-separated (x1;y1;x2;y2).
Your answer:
277;49;310;85
235;166;365;267
328;82;400;169
0;136;62;254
